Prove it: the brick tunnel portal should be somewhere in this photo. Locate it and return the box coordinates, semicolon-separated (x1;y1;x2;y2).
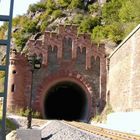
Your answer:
44;81;90;121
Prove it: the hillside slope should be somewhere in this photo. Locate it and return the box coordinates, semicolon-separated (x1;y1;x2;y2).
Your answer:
0;0;140;54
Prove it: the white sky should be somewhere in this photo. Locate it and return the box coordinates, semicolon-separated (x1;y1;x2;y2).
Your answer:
0;0;40;17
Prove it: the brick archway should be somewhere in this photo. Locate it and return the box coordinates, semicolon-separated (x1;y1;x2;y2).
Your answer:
35;71;95;121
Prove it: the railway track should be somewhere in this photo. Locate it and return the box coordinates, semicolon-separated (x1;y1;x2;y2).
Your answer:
64;121;140;140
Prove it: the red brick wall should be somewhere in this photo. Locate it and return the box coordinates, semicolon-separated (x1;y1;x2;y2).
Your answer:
8;25;107;119
7;51;30;111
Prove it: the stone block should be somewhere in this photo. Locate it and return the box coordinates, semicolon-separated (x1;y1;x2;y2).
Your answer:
16;128;41;140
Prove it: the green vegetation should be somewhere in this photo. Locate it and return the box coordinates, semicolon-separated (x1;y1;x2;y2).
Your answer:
8;107;41;119
0;71;5;93
0;106;17;134
18;108;41;119
92;103;114;123
0;0;140;52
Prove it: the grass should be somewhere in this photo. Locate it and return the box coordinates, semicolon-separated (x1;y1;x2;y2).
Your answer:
92;104;114;123
0;105;17;134
0;77;5;93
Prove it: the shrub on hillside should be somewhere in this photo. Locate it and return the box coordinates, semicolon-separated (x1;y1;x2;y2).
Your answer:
52;9;64;19
78;16;101;33
28;2;46;13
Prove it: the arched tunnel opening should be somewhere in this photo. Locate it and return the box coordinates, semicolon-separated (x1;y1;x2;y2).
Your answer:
44;81;89;121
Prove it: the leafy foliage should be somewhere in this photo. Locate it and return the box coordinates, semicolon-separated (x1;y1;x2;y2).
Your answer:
46;0;56;10
73;14;84;24
88;2;100;14
28;2;46;13
92;25;105;44
57;0;71;8
78;16;101;33
52;9;64;19
102;0;122;24
0;71;5;79
0;22;8;39
69;0;83;9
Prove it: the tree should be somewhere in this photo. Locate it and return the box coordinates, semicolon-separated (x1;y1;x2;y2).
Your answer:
88;2;99;14
119;0;140;23
28;2;46;13
69;0;83;9
57;0;71;8
119;1;135;23
78;16;101;33
46;0;56;10
102;0;122;24
52;10;64;19
73;14;83;24
105;23;124;43
92;26;106;44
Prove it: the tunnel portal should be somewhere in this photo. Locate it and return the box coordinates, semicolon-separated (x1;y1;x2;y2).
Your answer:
44;81;89;121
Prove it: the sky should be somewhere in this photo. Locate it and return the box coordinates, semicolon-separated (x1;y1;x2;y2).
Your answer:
0;0;40;17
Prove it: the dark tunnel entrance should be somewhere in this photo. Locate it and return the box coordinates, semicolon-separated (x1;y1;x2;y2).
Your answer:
44;81;89;121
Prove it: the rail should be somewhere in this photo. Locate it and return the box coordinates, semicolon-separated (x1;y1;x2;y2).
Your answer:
64;121;140;140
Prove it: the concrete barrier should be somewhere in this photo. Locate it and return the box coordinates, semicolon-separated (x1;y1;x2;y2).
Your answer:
16;128;41;140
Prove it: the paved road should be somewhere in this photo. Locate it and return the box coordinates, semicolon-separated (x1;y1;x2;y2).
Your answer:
41;121;110;140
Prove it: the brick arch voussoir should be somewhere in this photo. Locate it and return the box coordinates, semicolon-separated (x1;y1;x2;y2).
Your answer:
34;70;96;116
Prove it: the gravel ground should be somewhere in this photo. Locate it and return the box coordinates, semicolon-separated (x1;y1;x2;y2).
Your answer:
0;116;110;140
41;121;110;140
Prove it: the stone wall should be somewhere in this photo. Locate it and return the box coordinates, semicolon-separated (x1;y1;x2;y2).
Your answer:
108;25;140;111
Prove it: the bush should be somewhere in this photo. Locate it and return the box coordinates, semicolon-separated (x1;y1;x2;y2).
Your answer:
46;0;56;10
92;103;114;123
10;107;41;119
102;0;122;24
32;111;41;119
40;9;53;31
0;71;5;79
28;2;46;13
52;9;64;19
23;20;40;35
13;18;40;51
0;77;5;92
13;31;31;52
78;16;101;33
0;22;8;39
73;14;83;24
105;23;124;43
92;25;106;44
40;20;49;32
57;0;71;8
69;0;83;9
88;2;99;14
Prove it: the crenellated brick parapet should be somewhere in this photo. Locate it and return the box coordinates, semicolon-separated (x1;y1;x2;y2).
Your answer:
27;24;105;68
